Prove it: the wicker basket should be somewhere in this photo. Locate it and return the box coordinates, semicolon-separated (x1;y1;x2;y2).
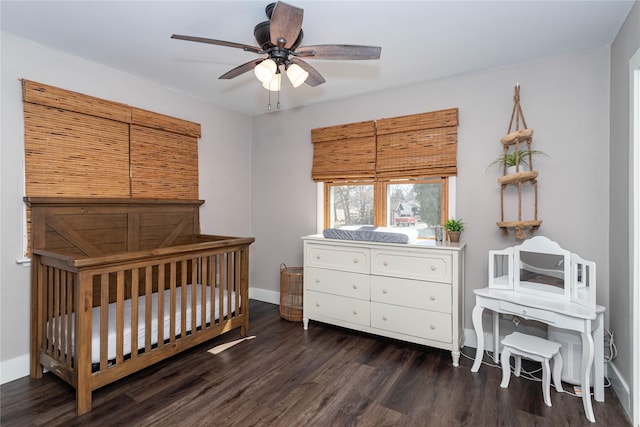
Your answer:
279;263;303;322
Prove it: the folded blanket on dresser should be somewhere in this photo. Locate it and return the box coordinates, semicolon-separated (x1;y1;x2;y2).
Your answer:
322;225;419;243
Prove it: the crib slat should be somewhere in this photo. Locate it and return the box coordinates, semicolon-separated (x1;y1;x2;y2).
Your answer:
181;260;187;338
235;250;241;318
99;273;109;371
169;262;177;342
53;268;61;360
201;257;208;330
226;253;232;321
218;255;225;323
66;271;74;366
191;259;198;334
157;264;165;348
131;268;139;358
46;266;54;357
145;266;152;352
115;270;125;364
59;272;67;364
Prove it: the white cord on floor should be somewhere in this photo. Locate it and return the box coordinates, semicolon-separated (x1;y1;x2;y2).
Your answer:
460;347;608;398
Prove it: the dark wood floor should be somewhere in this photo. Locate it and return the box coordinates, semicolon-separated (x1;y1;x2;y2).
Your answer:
1;300;631;426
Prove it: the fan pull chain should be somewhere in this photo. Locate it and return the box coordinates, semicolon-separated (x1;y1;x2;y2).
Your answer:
277;89;281;109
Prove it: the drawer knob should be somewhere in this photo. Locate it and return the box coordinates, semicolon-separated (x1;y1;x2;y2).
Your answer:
315;302;320;307
430;265;436;271
353;258;359;264
383;261;388;267
522;309;527;315
352;284;358;290
382;315;388;321
352;309;358;315
316;255;321;260
315;278;320;283
382;289;388;294
430;295;436;301
430;324;436;330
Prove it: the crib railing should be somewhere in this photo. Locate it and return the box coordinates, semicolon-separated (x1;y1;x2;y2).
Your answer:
30;236;252;415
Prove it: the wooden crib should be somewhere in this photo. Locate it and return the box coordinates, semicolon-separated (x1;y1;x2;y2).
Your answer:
25;197;254;415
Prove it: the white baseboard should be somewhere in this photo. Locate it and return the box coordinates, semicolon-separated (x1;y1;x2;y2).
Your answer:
607;360;632;420
1;354;30;385
249;287;279;305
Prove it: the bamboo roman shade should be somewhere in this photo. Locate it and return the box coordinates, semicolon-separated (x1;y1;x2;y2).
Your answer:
22;80;201;199
376;108;458;178
311;108;458;181
311;120;376;181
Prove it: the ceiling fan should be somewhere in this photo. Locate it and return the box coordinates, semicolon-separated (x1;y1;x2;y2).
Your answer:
171;1;382;91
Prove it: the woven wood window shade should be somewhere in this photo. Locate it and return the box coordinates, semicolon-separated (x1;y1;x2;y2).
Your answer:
24;102;131;197
130;125;199;199
311;120;376;181
130;107;200;199
23;80;132;198
376;108;458;179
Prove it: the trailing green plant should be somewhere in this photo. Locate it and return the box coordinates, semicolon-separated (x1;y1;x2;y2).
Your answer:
445;218;464;232
486;149;549;171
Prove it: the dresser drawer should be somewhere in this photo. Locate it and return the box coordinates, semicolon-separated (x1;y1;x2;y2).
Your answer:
305;267;370;299
499;300;558;323
371;302;452;343
371;276;451;313
305;290;370;327
371;249;452;283
306;244;370;274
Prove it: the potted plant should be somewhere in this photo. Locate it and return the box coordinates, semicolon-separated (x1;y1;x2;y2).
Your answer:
487;149;549;174
445;218;464;242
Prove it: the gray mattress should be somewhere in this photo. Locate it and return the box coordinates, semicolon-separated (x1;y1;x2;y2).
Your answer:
322;226;419;244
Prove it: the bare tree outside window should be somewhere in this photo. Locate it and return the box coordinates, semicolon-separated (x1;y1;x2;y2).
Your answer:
330;184;374;227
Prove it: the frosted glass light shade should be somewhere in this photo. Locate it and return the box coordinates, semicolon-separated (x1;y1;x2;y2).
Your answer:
254;59;277;83
262;72;281;91
286;63;309;88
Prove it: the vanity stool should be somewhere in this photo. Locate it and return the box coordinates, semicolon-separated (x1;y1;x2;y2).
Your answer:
500;332;563;407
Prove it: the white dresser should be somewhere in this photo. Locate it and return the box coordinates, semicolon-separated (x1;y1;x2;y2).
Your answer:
302;235;465;366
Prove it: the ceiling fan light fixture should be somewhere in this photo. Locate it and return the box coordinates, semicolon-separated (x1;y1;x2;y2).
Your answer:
254;58;277;83
286;63;309;88
262;71;282;91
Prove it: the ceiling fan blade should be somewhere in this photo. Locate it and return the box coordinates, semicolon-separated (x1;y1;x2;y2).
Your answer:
219;59;264;80
296;45;382;60
270;2;303;48
171;34;261;54
290;58;325;87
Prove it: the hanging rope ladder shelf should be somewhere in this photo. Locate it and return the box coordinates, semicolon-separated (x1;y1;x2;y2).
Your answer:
496;84;542;240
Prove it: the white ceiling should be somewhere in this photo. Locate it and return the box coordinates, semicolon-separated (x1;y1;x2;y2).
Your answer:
1;1;635;116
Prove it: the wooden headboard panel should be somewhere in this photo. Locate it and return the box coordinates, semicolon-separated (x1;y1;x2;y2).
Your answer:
24;198;204;258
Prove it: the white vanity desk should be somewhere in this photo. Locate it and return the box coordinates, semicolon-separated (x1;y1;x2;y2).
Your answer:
471;236;605;423
471;288;605;422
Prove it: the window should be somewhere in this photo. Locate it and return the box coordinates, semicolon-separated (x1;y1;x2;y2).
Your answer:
324;177;449;239
314;108;458;239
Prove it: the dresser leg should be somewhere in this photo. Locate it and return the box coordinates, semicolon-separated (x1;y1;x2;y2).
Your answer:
451;351;460;367
303;318;309;330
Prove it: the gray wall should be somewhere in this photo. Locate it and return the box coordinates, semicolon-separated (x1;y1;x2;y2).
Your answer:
251;48;612;330
0;32;253;381
610;0;640;416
